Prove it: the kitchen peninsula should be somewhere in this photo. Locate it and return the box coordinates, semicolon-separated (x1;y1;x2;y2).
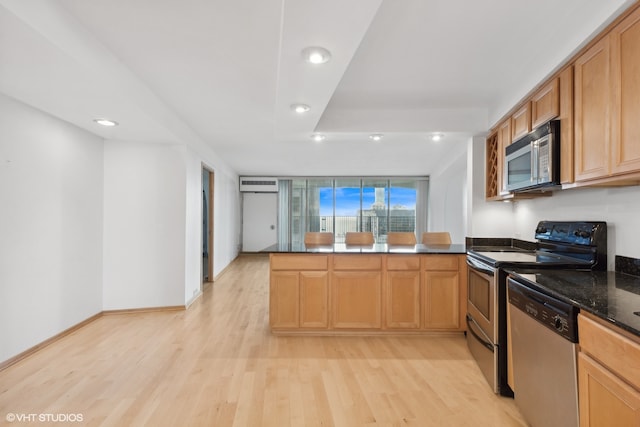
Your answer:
269;243;467;333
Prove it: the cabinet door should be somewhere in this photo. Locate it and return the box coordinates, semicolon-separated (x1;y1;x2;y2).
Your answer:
511;103;532;141
559;66;575;184
610;7;640;176
331;271;382;328
578;353;640;427
270;271;299;328
300;271;328;328
423;271;460;330
385;271;420;329
497;119;511;195
531;79;560;129
575;36;611;181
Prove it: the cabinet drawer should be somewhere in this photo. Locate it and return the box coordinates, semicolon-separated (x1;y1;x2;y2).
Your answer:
421;255;459;271
579;313;640;389
333;254;382;271
270;254;328;270
387;255;420;270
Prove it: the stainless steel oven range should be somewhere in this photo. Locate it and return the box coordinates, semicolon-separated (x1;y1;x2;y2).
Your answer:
465;220;607;396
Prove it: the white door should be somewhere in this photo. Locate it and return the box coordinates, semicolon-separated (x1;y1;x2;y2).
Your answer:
242;193;277;252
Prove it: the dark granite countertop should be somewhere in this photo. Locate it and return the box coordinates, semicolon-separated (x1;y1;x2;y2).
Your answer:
267;243;467;254
508;268;640;337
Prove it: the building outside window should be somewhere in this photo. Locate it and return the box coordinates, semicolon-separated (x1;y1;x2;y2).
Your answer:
279;177;428;245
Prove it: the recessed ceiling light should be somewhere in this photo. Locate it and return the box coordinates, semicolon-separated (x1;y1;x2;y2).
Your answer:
431;133;444;142
311;133;325;142
369;133;384;142
93;118;118;127
301;46;332;65
291;104;310;114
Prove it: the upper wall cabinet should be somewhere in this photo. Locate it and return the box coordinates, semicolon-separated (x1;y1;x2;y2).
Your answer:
574;36;611;181
496;119;512;197
531;79;560;129
485;3;640;199
575;6;640;183
558;67;574;184
511;103;531;141
610;7;640;176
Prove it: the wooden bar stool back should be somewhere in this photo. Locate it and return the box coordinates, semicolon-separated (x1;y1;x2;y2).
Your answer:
386;232;417;245
304;232;334;246
345;232;375;245
421;232;452;245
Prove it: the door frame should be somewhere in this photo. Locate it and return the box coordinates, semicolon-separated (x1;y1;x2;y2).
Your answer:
202;166;214;284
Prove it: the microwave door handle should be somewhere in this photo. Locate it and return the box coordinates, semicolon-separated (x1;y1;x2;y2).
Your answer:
531;140;539;183
530;142;535;183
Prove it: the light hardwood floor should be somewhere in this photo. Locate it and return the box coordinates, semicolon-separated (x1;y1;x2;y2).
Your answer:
0;254;526;426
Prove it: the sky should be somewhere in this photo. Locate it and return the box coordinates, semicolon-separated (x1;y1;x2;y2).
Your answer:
319;186;416;216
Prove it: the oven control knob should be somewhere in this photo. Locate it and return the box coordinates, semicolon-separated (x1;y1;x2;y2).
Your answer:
574;230;590;239
553;316;563;331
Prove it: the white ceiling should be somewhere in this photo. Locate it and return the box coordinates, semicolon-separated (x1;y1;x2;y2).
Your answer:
0;0;635;176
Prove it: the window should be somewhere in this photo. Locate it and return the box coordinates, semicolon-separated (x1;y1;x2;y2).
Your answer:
280;177;427;245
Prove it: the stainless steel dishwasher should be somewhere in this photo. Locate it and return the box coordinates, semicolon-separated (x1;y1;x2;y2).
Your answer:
507;276;579;427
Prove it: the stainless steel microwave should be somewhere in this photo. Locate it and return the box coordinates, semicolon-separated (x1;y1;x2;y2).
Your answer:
505;120;561;192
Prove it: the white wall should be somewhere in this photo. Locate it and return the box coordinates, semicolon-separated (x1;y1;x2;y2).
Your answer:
102;142;241;310
0;93;103;362
428;146;468;244
210;169;240;277
512;186;640;269
467;136;514;238
103;141;187;310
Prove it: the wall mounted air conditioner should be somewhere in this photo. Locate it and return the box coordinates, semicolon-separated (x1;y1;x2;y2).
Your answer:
239;177;279;192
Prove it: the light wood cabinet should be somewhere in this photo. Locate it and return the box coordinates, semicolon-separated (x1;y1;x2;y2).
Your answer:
531;78;560;129
331;255;382;329
578;313;640;426
578;353;640;427
422;255;465;331
270;271;300;328
610;7;640;176
574;36;611;181
385;271;420;329
575;7;640;183
300;271;329;328
385;255;421;329
331;271;382;329
485;4;640;191
485;131;500;199
496;119;511;196
269;254;328;329
559;66;575;184
423;271;459;329
511;103;532;141
269;253;466;334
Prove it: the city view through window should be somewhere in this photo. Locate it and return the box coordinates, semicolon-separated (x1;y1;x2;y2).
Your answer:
283;178;426;245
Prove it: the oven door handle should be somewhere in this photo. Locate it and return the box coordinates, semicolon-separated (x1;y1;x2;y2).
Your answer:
466;314;495;352
466;257;495;276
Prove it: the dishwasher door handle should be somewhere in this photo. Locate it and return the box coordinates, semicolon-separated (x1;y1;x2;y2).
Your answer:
466;314;494;352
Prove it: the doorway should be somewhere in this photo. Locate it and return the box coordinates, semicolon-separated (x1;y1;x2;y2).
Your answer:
242;192;277;251
202;167;214;283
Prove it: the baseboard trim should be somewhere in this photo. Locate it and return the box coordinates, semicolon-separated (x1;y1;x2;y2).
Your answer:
0;312;102;372
213;254;239;281
1;305;186;372
102;305;185;316
186;291;202;308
